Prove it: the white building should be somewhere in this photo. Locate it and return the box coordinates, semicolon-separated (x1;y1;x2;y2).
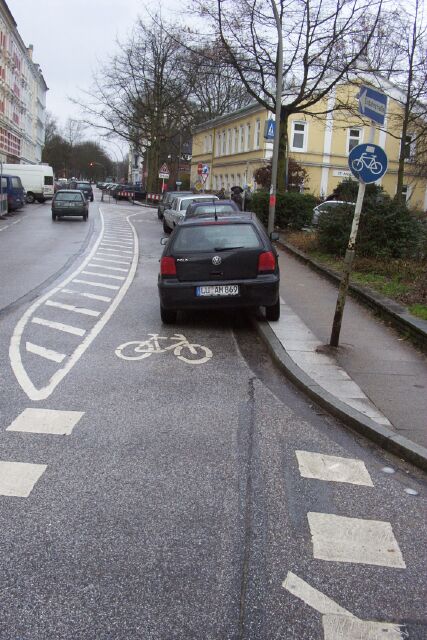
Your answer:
0;1;47;164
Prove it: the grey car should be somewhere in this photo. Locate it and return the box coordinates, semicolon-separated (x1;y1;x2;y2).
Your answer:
157;190;193;220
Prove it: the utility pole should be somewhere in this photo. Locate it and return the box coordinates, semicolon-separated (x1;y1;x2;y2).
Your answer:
267;0;283;235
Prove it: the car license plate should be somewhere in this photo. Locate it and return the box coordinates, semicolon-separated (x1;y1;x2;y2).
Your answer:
196;285;239;297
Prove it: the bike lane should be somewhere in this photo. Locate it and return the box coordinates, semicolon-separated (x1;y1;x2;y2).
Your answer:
0;202;425;639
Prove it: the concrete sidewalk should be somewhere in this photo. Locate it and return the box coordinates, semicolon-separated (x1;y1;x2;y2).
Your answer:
258;244;427;466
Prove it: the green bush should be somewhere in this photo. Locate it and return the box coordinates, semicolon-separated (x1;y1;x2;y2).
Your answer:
317;198;426;259
249;190;318;230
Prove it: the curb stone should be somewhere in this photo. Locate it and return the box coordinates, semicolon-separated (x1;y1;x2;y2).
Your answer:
253;317;427;472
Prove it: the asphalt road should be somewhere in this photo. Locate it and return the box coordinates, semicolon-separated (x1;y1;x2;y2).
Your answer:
0;197;425;639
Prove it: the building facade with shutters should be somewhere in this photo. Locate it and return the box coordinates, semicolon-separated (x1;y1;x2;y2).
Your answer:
191;80;427;211
0;1;47;165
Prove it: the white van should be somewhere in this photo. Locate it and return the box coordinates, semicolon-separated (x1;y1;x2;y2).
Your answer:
1;163;54;203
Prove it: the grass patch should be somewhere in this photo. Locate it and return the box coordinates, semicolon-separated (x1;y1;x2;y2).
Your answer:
409;304;427;321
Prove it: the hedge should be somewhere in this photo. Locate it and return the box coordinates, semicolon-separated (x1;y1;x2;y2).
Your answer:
250;190;317;230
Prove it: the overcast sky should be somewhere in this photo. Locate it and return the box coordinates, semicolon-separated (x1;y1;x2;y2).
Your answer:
8;0;173;156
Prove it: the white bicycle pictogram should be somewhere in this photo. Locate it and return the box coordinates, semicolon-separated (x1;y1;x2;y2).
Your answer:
351;152;383;175
115;333;213;364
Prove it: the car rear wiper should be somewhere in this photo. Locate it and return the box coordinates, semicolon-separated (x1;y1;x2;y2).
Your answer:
214;246;244;251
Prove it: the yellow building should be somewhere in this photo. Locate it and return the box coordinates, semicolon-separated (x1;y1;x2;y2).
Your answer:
191;79;427;211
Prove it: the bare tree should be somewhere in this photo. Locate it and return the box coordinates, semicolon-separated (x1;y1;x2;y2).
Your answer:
192;0;383;190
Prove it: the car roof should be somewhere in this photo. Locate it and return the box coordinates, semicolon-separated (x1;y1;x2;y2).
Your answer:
55;189;84;194
187;199;237;208
178;194;217;201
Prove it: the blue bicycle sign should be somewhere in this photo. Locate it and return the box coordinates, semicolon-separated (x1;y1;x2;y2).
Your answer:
348;143;388;183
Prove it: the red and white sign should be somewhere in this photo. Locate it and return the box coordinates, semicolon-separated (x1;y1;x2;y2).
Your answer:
159;163;170;179
197;162;203;176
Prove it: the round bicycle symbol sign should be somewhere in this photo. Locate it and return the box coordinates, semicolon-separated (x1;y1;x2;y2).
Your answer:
348;143;388;183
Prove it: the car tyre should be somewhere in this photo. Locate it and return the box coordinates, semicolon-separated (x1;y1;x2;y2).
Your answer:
158;209;163;220
52;212;56;221
26;193;35;204
265;299;280;321
163;218;171;234
83;212;88;221
160;306;177;324
37;198;45;204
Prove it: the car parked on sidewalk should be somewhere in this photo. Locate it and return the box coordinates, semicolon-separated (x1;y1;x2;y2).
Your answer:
51;190;89;221
157;190;193;220
163;194;219;233
158;212;280;323
0;174;26;211
68;180;94;202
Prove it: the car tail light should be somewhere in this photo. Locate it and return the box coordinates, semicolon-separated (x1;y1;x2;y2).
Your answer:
258;251;276;272
160;256;177;276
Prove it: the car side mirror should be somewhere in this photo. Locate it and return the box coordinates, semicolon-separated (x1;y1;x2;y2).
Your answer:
270;231;279;241
160;237;168;245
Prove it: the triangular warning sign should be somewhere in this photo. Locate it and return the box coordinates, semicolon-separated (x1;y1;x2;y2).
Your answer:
159;163;169;173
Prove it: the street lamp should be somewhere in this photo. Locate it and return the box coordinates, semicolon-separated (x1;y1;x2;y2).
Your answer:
268;0;283;235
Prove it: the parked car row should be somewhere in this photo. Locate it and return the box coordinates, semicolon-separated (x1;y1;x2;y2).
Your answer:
98;182;147;201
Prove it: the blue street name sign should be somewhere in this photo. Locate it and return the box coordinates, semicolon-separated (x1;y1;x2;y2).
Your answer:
358;85;388;126
264;119;275;140
348;143;388;183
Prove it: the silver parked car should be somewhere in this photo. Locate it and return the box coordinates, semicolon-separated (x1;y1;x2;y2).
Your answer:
312;200;355;226
163;194;219;233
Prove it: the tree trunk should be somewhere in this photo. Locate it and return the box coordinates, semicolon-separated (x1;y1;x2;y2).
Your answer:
277;109;289;192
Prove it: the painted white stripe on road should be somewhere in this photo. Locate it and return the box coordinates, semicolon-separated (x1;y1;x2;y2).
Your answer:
295;451;373;486
32;317;86;336
102;236;133;242
100;242;133;248
82;271;125;281
282;573;403;639
91;257;130;265
100;245;132;254
7;408;84;435
72;279;120;290
0;460;47;497
88;263;127;272
96;250;131;257
45;300;100;317
61;289;112;302
26;341;66;363
307;512;406;568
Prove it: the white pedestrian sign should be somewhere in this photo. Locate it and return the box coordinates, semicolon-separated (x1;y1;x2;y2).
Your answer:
358;85;388;126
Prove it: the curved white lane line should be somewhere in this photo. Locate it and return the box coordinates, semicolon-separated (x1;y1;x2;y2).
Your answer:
9;209;140;401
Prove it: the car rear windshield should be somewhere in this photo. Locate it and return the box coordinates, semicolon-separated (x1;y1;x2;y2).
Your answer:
180;198;215;211
77;183;90;189
55;193;83;202
189;204;237;215
44;176;53;185
173;223;261;252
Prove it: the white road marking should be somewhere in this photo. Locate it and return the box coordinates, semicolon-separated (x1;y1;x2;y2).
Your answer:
90;257;130;265
72;278;120;290
295;451;373;486
82;270;125;281
88;263;127;272
307;512;406;568
0;219;23;232
61;289;112;302
7;408;84;435
323;615;403;640
96;250;131;257
26;342;66;363
102;237;133;243
0;460;47;497
10;209;139;400
100;242;133;248
45;300;100;317
103;235;132;241
282;572;403;639
32;317;86;336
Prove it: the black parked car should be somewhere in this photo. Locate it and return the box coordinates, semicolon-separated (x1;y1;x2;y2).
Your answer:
158;212;280;324
69;181;94;202
51;190;89;221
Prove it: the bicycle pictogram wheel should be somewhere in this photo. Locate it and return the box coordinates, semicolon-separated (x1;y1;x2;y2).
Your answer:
174;343;213;364
115;340;155;360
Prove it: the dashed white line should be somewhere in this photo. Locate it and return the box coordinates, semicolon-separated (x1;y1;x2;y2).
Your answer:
0;460;47;497
7;408;84;436
91;257;130;265
283;572;355;618
72;278;120;290
307;512;406;568
88;263;127;272
26;341;66;363
45;300;101;317
82;270;125;281
32;317;86;336
295;451;374;486
61;288;112;302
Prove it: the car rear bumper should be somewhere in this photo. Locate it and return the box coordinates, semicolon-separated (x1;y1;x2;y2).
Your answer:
158;275;279;310
53;207;86;216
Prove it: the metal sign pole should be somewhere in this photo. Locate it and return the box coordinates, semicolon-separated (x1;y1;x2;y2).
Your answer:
330;123;376;347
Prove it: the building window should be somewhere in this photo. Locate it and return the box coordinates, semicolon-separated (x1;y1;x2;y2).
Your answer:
227;129;232;155
230;173;235;186
403;134;415;161
245;124;251;151
209;134;213;152
236;173;241;186
254;120;261;148
401;185;411;201
222;131;226;155
215;133;220;157
347;128;362;154
203;136;208;153
239;126;244;152
291;121;307;152
233;128;238;153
